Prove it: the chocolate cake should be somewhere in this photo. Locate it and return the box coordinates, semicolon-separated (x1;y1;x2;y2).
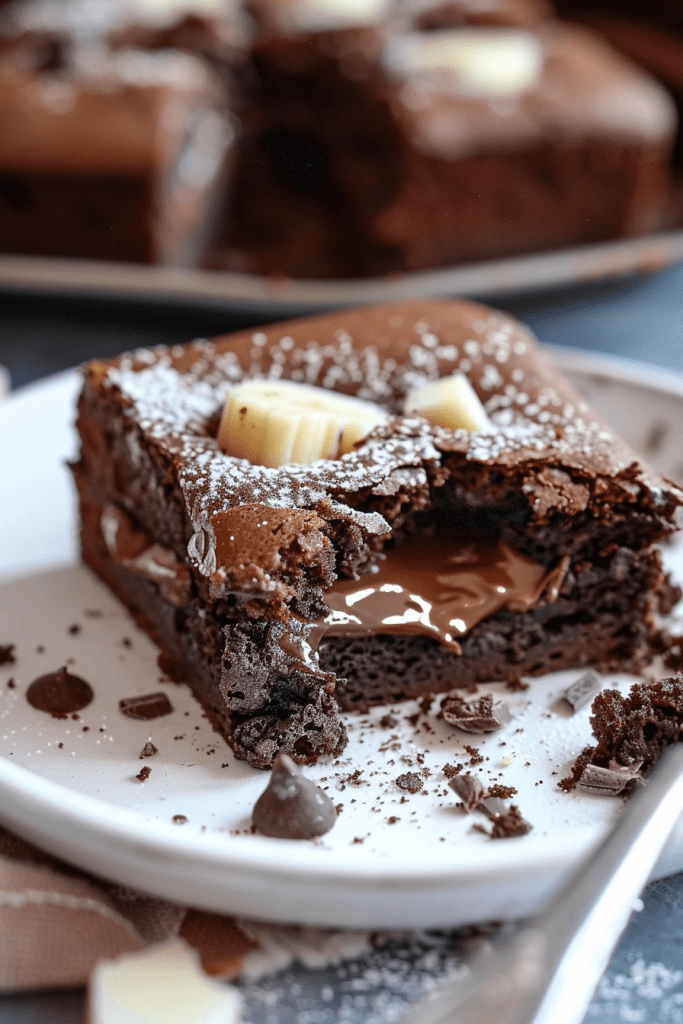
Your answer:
216;0;676;277
73;298;683;768
0;3;234;264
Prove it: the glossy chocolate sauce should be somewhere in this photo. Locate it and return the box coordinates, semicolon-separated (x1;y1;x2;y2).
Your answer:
26;667;94;717
308;534;567;654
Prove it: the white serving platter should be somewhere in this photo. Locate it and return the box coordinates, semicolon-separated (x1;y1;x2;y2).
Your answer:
1;348;683;930
1;226;683;317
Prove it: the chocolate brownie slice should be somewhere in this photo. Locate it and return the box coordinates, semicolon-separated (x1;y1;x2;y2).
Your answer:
73;299;683;768
0;24;232;264
217;0;675;278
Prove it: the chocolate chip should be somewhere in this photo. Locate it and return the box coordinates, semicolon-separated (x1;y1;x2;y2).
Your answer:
139;741;159;759
442;693;512;733
449;773;485;811
136;766;151;782
252;753;337;839
0;644;16;666
395;772;423;793
562;671;601;713
119;692;173;721
26;667;93;717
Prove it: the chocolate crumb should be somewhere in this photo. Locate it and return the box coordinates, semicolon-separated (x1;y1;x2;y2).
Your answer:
489;805;532;839
387;816;400;824
172;815;188;825
396;772;423;793
464;744;484;766
505;677;529;692
26;667;94;717
0;645;16;666
443;762;463;779
139;741;158;759
6;678;15;689
252;753;337;839
119;692;174;721
562;670;602;713
136;765;151;782
35;646;44;654
67;624;81;636
487;784;518;798
561;677;683;792
442;693;512;733
352;837;364;844
121;637;132;648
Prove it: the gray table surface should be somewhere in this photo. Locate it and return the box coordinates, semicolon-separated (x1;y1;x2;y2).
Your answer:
2;264;683;1023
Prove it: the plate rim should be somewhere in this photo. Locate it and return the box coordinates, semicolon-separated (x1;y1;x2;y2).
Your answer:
1;227;682;316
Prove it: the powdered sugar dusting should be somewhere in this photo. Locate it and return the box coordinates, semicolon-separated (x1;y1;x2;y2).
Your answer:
98;302;682;574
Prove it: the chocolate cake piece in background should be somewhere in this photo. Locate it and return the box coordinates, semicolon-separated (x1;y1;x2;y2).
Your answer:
73;299;683;768
215;0;676;278
550;8;683;166
0;1;234;264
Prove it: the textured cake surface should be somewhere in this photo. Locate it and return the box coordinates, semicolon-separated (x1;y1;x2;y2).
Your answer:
73;299;683;767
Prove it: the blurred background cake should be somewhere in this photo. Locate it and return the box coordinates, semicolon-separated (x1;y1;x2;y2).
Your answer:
0;0;679;276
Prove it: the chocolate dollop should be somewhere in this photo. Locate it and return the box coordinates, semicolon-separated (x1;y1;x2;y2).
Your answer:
26;666;94;717
252;753;337;839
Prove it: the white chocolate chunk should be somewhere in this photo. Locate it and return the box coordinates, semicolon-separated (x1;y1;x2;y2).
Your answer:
404;373;490;432
385;29;544;96
89;938;243;1024
217;379;387;467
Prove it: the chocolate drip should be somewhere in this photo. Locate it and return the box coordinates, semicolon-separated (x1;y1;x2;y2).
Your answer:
27;667;94;717
308;534;565;654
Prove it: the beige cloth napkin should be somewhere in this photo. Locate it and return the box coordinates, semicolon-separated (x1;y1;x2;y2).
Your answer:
0;826;259;992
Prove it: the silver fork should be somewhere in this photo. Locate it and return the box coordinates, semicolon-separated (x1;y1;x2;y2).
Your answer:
401;743;683;1024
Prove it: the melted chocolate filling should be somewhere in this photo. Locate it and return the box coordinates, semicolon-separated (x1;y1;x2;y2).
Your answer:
309;534;567;655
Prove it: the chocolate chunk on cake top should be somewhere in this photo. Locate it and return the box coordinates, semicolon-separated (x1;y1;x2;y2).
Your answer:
73;299;683;768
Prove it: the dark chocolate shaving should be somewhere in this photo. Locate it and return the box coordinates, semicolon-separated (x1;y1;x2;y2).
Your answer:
449;772;485;811
139;741;159;759
562;670;601;713
0;645;16;666
577;761;644;795
478;796;509;820
119;692;174;721
442;693;512;733
252;753;337;839
26;667;93;717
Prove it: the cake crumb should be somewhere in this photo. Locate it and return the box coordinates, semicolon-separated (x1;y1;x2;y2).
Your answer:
396;772;424;793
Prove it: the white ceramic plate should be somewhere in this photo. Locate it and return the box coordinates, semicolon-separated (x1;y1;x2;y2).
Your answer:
1;226;683;316
1;349;683;930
